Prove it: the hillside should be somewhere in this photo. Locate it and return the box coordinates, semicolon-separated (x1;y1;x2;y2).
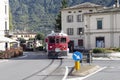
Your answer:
9;0;115;33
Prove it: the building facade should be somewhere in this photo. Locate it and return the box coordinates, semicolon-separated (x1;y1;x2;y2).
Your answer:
12;32;37;41
62;2;120;49
0;0;9;37
84;7;120;49
61;2;104;50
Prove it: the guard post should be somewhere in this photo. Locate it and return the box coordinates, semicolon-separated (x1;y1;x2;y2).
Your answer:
72;51;83;71
86;50;92;64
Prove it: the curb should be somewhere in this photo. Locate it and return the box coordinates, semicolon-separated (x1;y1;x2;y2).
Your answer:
69;65;100;77
92;52;120;58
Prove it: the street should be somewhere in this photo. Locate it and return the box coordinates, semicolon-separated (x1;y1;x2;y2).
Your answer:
67;58;120;80
0;52;120;80
0;51;74;80
83;60;120;80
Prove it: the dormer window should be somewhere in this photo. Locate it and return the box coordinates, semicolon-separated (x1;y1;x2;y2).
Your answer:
78;10;82;13
68;11;72;13
89;10;93;12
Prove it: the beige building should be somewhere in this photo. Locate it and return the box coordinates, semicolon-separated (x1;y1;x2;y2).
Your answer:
84;7;120;49
12;32;37;40
61;2;104;49
62;2;120;49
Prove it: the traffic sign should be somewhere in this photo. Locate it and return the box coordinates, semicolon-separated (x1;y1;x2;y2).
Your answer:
72;51;83;61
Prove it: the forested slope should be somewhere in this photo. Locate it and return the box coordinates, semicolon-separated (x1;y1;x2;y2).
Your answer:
9;0;114;32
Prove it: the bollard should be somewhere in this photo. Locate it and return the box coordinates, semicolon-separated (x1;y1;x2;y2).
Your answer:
75;61;80;70
86;53;92;63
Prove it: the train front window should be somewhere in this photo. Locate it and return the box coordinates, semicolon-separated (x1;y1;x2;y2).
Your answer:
56;38;59;43
61;38;66;43
49;37;55;43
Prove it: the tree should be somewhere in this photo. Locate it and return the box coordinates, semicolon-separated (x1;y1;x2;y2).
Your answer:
9;8;13;31
36;33;45;40
55;0;68;31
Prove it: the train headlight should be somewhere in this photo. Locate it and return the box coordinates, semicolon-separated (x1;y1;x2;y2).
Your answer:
50;46;52;48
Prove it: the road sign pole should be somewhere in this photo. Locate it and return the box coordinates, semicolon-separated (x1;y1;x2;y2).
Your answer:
75;61;80;70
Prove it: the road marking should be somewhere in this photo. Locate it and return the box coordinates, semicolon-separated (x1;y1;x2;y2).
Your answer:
66;67;106;80
18;55;27;58
62;66;69;80
0;60;9;63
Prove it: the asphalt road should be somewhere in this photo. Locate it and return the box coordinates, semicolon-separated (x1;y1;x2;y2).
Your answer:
0;51;74;80
67;59;120;80
2;51;120;80
83;60;120;80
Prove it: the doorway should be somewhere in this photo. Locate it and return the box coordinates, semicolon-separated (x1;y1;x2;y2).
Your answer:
68;40;74;53
96;37;105;48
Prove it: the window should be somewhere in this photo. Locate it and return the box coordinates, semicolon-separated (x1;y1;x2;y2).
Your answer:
49;37;55;43
97;19;103;29
78;39;83;47
67;28;74;35
77;28;84;35
78;10;82;13
56;38;59;43
5;21;7;30
5;5;7;14
89;10;93;12
61;38;66;43
77;14;84;22
67;15;73;22
68;11;71;13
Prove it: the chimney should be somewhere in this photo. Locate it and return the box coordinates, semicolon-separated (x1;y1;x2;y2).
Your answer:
115;0;119;7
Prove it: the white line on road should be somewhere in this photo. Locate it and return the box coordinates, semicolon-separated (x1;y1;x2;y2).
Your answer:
0;60;9;63
62;66;69;80
18;55;28;58
66;67;106;80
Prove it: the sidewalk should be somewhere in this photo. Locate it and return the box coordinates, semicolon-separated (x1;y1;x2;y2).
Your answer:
68;53;120;60
66;65;100;80
69;65;100;77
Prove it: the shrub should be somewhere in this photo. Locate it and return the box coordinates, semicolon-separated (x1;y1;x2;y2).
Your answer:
92;48;105;53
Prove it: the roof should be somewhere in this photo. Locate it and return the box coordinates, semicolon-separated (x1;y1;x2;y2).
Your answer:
84;7;120;15
62;2;103;10
100;7;120;12
0;37;18;43
47;31;68;37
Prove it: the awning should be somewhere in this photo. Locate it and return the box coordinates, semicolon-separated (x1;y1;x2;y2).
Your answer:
0;37;18;43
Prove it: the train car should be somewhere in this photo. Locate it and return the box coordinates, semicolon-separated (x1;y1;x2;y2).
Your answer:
45;31;70;58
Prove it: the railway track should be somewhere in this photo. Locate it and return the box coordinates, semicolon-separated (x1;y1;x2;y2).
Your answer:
22;58;63;80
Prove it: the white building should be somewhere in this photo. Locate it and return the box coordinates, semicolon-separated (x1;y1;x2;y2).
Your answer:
84;7;120;49
61;2;104;50
0;0;11;51
0;0;9;37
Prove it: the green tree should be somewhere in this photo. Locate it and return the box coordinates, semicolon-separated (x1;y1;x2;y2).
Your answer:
36;33;45;40
9;8;13;31
55;0;68;31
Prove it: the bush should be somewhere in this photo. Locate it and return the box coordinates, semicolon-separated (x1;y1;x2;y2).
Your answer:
93;48;105;53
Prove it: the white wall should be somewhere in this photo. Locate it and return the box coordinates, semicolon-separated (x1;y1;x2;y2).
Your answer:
62;7;102;47
84;11;120;49
0;0;9;37
0;0;9;51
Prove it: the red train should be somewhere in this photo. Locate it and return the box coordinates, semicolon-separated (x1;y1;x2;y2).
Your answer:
45;31;70;58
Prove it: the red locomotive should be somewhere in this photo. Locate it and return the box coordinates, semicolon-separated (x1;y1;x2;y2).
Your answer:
45;31;70;58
